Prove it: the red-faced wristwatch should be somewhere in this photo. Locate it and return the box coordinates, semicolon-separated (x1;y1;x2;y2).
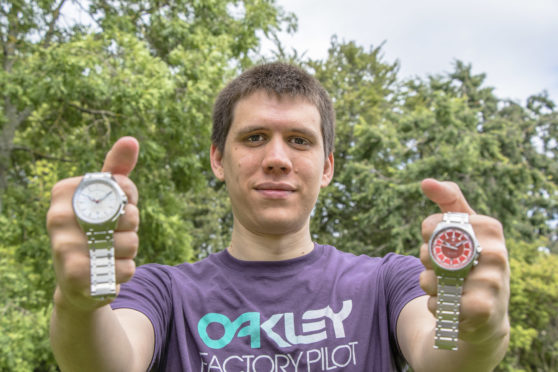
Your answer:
428;212;481;351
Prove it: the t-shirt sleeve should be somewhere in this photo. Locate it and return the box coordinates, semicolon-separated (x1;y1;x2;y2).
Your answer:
111;264;173;369
382;253;426;348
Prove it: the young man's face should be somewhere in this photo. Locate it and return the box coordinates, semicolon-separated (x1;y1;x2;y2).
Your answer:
211;90;334;236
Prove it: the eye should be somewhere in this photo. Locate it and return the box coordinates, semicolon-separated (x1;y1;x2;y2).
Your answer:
245;134;266;143
289;136;310;147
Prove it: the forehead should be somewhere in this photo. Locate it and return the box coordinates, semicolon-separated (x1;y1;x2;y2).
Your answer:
229;90;321;134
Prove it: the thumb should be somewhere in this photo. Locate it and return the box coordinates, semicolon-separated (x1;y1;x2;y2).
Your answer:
101;136;140;176
421;178;476;214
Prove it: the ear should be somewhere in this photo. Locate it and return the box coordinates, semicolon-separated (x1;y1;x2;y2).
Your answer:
321;152;334;188
210;144;225;181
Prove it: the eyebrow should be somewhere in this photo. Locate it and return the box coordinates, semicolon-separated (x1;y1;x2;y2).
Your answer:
235;125;320;140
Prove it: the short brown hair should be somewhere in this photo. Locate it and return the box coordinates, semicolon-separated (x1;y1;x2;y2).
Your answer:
212;62;335;156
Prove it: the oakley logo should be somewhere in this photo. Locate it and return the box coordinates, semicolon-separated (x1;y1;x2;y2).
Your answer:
198;300;353;349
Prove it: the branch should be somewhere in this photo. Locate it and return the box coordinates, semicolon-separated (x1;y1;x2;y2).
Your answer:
11;146;72;162
43;0;67;48
67;102;119;117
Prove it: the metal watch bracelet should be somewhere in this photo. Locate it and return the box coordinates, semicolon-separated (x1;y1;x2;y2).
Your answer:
434;276;464;350
434;212;471;350
443;212;470;225
86;228;117;299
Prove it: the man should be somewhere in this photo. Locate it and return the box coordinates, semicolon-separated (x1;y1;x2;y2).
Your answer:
48;63;510;371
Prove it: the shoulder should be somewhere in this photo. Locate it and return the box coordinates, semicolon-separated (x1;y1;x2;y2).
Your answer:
381;252;423;270
135;252;223;277
320;244;421;270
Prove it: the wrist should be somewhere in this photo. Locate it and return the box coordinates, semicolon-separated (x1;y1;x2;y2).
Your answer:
464;312;510;345
53;286;112;315
458;315;510;367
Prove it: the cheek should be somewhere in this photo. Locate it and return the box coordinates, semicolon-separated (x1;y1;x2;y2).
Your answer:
224;154;255;186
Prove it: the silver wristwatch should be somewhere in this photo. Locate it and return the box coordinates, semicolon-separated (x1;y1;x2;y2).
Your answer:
428;212;481;350
72;172;127;300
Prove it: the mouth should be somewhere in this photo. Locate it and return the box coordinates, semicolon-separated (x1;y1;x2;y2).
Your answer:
254;182;296;198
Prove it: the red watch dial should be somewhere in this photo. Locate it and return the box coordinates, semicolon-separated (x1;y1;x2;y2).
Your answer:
430;227;475;270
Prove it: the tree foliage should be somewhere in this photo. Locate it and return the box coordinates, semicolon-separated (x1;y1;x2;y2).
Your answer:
0;0;292;369
309;45;557;259
503;238;558;371
1;2;556;370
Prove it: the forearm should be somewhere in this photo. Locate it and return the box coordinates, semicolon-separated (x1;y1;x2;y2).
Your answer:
400;296;510;372
50;289;136;372
411;317;510;372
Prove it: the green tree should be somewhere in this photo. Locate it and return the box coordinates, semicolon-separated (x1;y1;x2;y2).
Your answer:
500;238;558;371
0;0;293;369
2;2;556;368
308;44;557;263
309;40;557;369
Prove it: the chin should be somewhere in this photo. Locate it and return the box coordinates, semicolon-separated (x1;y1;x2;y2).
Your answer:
250;215;309;236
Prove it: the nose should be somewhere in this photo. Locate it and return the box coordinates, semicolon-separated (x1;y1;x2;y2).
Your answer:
262;137;292;174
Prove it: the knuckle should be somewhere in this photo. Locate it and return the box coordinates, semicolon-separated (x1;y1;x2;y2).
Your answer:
114;232;139;259
419;270;436;295
114;175;138;204
422;214;441;241
479;248;509;270
471;269;506;293
465;292;494;323
51;233;86;259
50;179;71;200
482;217;504;238
422;214;441;231
118;204;140;231
50;177;81;200
419;243;430;265
446;181;460;191
60;253;90;286
126;204;140;225
46;205;76;231
117;259;136;283
126;232;139;250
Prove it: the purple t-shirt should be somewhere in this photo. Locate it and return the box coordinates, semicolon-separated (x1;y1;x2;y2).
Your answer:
112;243;425;371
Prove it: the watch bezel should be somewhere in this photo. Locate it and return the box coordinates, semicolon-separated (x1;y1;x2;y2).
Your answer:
72;175;127;226
429;223;479;274
428;225;475;271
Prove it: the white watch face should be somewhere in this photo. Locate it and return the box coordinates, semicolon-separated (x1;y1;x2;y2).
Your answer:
73;179;123;224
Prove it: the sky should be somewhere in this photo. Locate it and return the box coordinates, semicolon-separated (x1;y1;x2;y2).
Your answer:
262;0;558;105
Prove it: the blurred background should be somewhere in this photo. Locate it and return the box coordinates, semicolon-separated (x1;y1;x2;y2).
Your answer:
1;1;556;370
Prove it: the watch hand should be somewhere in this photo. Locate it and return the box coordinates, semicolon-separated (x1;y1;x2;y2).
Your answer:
442;243;458;251
83;194;96;202
456;240;467;247
98;191;113;202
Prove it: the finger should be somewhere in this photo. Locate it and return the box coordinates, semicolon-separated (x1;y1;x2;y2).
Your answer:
421;213;449;243
115;259;136;284
419;241;434;268
101;136;140;176
116;203;140;232
48;177;82;213
421;178;475;215
427;296;437;317
114;231;139;259
56;250;91;291
113;175;139;206
419;269;437;296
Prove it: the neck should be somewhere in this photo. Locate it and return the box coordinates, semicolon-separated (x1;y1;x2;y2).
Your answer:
227;219;314;261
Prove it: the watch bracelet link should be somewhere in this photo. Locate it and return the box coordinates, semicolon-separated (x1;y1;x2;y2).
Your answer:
442;212;470;225
83;171;113;181
86;228;117;299
435;275;464;351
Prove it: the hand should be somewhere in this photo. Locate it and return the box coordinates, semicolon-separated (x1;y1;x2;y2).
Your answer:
47;137;140;312
418;178;510;347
